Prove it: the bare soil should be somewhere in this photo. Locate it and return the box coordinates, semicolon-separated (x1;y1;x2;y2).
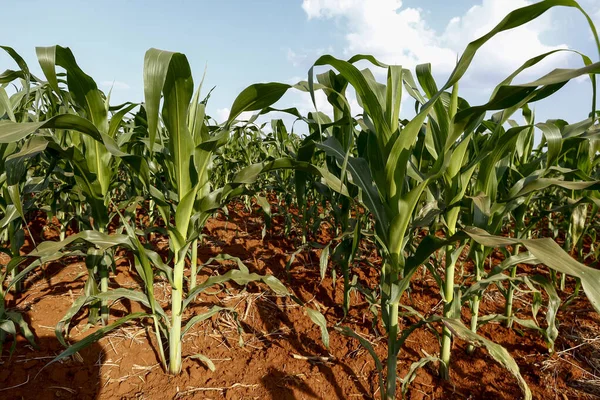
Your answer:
1;200;599;399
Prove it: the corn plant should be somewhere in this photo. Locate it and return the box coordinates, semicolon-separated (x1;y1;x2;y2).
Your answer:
0;46;148;325
260;2;600;398
0;2;599;399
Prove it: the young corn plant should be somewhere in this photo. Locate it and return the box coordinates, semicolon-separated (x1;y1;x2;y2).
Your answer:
124;48;289;374
468;113;600;334
131;48;328;374
281;2;600;398
0;2;599;397
5;48;305;375
0;45;147;325
442;35;600;346
0;46;66;347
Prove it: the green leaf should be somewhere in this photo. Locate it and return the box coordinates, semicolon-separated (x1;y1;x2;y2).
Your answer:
44;312;149;374
336;326;384;399
442;318;531;400
5;136;48;186
144;48;177;154
174;184;199;247
505;177;599;200
535;122;562;168
319;243;330;282
0;319;16;335
189;353;216;372
463;227;600;315
316;137;389;241
233;157;349;197
310;55;392;142
28;231;131;258
182;306;228;337
184;267;288;309
530;276;559;351
0;115;100;143
36;46;108;131
306;308;329;349
0;87;15;122
228;83;291;123
401;356;439;397
161;52;195;199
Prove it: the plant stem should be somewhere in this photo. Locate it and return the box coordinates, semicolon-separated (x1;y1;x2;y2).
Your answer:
440;245;456;380
10;267;20;294
382;251;403;399
385;302;398;400
559;273;567;291
99;260;109;324
84;270;99;325
560;235;572;291
98;227;109;325
505;243;520;328
58;211;66;241
467;251;483;354
189;239;198;292
169;253;185;375
8;224;21;294
342;249;352;315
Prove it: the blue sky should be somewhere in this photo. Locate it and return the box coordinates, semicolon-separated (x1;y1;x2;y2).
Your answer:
1;0;600;128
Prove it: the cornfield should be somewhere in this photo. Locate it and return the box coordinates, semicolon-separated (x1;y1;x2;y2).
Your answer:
1;1;600;399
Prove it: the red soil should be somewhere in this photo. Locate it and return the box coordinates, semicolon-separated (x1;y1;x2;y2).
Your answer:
1;201;599;399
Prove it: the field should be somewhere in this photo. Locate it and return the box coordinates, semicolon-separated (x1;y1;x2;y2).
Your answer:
1;2;600;399
1;202;599;399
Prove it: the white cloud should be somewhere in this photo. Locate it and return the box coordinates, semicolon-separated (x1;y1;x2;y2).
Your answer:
303;0;455;71
215;107;229;123
214;107;255;123
294;89;334;116
443;0;568;85
301;0;570;88
100;80;130;90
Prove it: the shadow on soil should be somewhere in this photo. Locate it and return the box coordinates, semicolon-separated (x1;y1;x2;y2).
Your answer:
252;297;371;399
0;336;104;400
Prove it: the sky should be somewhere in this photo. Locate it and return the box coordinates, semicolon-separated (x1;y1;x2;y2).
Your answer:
1;0;600;130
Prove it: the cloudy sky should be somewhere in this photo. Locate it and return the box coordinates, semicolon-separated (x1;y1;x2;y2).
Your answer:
1;0;599;127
